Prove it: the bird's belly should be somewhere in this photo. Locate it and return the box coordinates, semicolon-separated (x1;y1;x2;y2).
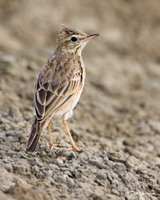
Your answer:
53;90;83;120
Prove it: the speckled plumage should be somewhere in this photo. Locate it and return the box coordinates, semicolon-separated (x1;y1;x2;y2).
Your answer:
26;24;99;152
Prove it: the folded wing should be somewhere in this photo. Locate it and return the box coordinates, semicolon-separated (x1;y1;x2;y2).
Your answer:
34;66;83;121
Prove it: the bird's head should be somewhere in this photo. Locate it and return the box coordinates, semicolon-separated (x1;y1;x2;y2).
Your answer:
57;24;99;54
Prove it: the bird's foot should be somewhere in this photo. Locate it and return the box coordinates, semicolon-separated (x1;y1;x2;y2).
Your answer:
50;143;60;150
50;143;85;152
67;145;86;152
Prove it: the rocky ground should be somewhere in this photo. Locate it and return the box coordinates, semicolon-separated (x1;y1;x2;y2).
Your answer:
0;0;160;199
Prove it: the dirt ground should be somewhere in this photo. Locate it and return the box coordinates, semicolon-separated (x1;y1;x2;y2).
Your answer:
0;0;160;199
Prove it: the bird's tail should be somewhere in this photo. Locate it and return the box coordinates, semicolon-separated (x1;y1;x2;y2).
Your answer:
26;119;46;152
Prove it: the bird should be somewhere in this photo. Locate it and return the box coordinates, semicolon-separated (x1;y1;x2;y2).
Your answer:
26;24;99;152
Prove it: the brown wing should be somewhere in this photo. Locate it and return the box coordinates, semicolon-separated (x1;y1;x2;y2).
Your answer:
34;58;83;121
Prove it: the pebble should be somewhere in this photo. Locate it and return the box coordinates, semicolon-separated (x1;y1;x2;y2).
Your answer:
8;105;23;122
58;149;77;160
0;169;16;192
157;178;160;185
13;163;30;175
71;169;81;179
31;166;40;176
149;120;160;133
104;158;115;168
90;193;103;200
13;142;21;151
112;179;119;186
42;169;53;178
106;171;113;183
30;157;44;167
56;174;68;183
3;163;13;172
111;188;120;196
48;163;59;170
37;171;46;179
125;156;139;169
96;171;107;180
113;163;126;177
26;60;39;71
6;150;15;157
136;122;151;135
89;158;103;168
53;158;64;166
66;177;75;188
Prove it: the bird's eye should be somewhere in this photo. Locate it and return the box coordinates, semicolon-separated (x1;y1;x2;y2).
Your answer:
71;37;77;42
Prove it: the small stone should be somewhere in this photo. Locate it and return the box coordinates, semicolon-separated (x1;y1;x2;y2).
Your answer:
46;170;53;177
26;60;39;71
71;169;81;179
6;150;15;157
58;149;77;160
136;122;151;135
13;162;30;175
112;179;119;186
79;151;91;161
53;158;64;166
40;165;50;171
0;168;16;192
17;152;28;159
40;150;47;156
149;120;160;133
6;135;19;142
96;171;107;180
106;171;119;183
9;105;23;122
125;156;139;170
89;159;102;168
104;158;115;168
111;188;120;196
56;174;68;183
40;165;54;178
0;54;15;63
48;163;59;171
67;177;75;188
37;171;46;179
31;166;39;176
13;143;21;151
3;163;13;172
23;111;33;121
113;163;126;176
105;194;120;200
64;170;72;177
0;55;15;75
90;193;103;200
30;157;44;167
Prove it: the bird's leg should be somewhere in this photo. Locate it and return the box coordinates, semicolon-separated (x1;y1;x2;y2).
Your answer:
48;121;58;150
63;120;85;152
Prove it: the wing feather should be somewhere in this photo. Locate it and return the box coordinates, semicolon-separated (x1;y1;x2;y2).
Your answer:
34;92;45;119
34;57;83;121
37;89;46;105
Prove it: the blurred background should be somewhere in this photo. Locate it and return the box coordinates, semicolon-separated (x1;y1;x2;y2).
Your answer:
0;0;160;158
1;0;160;113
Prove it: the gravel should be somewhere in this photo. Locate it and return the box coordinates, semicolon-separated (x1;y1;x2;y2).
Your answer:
0;108;159;199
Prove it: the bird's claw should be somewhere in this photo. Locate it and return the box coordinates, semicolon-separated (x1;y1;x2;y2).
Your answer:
50;143;85;152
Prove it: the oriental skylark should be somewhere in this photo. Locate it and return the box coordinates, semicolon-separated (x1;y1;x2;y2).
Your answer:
26;24;99;152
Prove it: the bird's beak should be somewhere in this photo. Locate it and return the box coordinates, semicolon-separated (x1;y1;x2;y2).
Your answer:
84;34;99;41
